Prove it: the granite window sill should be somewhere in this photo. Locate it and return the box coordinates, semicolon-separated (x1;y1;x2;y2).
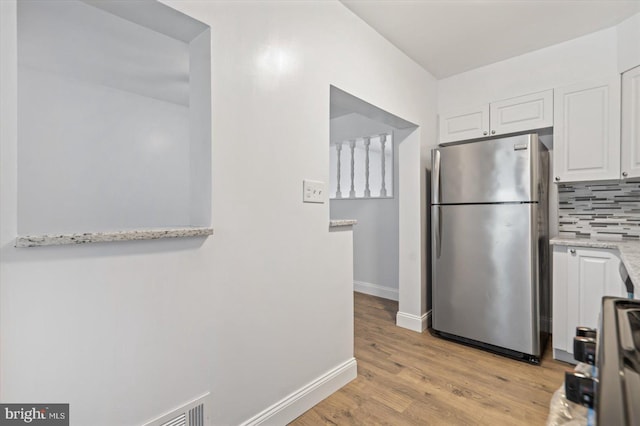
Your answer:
15;226;213;247
329;220;357;228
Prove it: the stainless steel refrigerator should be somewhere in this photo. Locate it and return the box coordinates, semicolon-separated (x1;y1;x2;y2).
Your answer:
431;133;549;363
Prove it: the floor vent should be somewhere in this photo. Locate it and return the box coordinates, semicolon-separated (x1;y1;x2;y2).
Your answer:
143;393;210;426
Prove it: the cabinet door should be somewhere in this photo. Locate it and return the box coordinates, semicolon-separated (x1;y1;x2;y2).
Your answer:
621;65;640;179
553;77;621;183
565;247;626;354
489;89;553;136
439;104;489;144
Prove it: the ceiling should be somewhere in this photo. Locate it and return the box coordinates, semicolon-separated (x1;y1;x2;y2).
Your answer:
340;0;640;79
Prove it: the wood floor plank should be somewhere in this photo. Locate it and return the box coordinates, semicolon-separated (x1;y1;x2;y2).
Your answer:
290;293;570;425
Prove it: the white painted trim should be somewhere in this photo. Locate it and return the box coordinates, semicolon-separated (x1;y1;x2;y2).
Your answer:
142;392;211;426
240;358;357;426
354;280;399;301
396;310;429;332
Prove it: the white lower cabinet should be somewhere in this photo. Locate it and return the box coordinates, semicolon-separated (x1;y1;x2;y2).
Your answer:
552;245;627;363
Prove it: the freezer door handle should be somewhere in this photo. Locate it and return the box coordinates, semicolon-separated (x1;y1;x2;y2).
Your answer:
434;205;442;259
432;149;441;205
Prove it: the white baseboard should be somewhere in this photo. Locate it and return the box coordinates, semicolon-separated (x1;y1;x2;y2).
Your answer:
553;348;577;365
396;310;429;332
240;358;357;426
354;280;399;301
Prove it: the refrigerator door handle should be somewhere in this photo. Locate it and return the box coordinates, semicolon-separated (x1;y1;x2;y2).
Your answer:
432;149;441;205
434;205;442;259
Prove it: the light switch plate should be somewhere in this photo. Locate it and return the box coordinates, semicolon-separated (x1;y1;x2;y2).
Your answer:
303;179;325;203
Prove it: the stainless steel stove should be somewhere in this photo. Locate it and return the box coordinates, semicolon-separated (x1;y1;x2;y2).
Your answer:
565;297;640;425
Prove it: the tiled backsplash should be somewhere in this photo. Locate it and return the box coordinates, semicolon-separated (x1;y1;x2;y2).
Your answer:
558;182;640;240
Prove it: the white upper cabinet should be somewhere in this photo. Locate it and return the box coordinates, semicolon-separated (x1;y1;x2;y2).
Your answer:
621;65;640;179
489;90;553;136
553;77;621;183
439;104;489;144
439;89;553;144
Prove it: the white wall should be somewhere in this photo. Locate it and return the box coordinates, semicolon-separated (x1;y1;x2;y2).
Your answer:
18;67;191;234
618;12;640;73
16;0;212;234
17;0;192;106
437;26;621;239
438;27;619;113
189;29;213;227
329;113;403;300
0;1;437;426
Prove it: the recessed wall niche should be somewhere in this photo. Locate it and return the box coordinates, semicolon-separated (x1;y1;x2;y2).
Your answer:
16;0;212;246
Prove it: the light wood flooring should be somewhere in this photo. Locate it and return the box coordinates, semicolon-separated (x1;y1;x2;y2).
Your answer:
290;293;570;425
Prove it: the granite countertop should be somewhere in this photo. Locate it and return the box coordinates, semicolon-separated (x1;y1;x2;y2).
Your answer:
329;219;357;228
16;226;214;247
550;236;640;289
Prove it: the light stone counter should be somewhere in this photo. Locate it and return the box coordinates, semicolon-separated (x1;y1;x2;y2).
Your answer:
329;219;357;228
16;226;213;247
550;236;640;289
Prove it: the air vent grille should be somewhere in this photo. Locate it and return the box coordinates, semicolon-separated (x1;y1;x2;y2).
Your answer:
143;393;210;426
161;413;186;426
189;404;204;426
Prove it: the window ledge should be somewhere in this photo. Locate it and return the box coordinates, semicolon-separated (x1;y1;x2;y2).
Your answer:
329;219;358;228
15;226;213;247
